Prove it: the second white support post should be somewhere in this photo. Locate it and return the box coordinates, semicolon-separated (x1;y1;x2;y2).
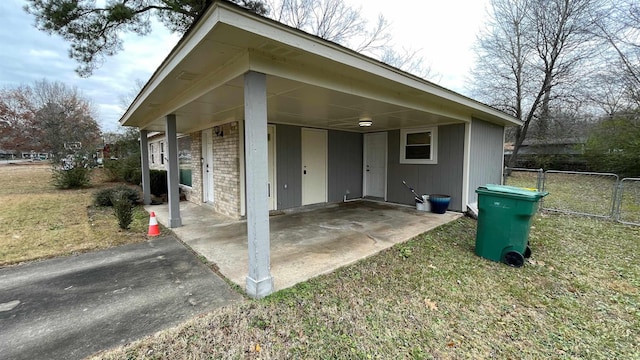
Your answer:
139;129;151;205
243;71;274;298
165;114;182;228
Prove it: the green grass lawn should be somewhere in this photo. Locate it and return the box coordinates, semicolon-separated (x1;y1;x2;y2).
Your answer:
619;179;640;225
0;164;150;266
543;172;618;218
91;214;640;359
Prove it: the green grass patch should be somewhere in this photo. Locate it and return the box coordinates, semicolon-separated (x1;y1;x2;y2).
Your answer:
90;214;640;359
619;179;640;224
504;170;640;223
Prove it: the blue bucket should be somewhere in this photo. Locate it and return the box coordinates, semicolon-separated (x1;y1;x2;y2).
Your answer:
428;194;451;214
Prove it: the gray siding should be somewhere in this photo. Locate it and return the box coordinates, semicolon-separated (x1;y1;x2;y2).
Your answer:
468;119;505;204
276;124;302;209
387;124;465;211
328;130;363;201
276;125;363;209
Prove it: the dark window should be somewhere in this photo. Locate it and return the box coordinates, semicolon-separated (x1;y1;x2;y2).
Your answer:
178;136;192;187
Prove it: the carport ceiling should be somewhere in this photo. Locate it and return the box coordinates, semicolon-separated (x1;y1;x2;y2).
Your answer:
165;75;454;134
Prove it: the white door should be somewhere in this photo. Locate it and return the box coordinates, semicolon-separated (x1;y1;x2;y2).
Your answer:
364;132;387;199
268;125;276;211
301;128;327;205
202;129;215;203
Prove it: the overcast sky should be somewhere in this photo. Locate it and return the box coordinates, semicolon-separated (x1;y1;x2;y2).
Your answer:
0;0;489;133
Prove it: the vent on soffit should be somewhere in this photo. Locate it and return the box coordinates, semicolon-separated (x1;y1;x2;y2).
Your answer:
327;121;360;128
258;42;302;58
176;71;199;81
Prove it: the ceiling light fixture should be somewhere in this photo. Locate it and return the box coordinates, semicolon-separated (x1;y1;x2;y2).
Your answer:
358;117;373;127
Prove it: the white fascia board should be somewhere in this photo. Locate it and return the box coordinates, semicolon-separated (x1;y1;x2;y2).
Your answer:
120;5;224;126
215;6;520;126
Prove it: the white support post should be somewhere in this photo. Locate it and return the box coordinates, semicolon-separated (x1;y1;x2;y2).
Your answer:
166;114;182;228
244;71;274;298
139;129;151;205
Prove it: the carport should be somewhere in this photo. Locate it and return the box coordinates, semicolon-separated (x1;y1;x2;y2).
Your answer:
121;1;520;298
148;200;462;292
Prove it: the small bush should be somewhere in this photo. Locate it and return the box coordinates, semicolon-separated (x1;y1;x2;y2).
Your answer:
120;156;142;184
150;170;167;196
94;185;140;207
94;188;115;207
112;191;134;230
103;159;122;182
51;155;92;189
104;156;142;185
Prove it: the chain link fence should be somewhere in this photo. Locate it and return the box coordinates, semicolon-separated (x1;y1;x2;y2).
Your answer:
502;168;544;190
504;168;639;226
617;178;640;226
542;171;619;219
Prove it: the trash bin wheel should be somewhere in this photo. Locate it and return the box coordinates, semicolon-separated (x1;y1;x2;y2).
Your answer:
524;246;532;258
503;251;524;267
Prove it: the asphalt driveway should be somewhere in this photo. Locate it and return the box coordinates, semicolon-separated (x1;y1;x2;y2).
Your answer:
0;236;242;360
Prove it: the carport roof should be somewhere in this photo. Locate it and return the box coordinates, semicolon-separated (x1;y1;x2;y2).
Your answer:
120;0;521;133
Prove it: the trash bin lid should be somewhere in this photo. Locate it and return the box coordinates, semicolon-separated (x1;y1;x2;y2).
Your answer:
477;184;548;199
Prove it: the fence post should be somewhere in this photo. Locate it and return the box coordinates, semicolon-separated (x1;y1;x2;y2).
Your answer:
536;168;544;191
613;179;623;221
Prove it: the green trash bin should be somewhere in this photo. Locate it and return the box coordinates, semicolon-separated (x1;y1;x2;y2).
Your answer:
475;185;548;267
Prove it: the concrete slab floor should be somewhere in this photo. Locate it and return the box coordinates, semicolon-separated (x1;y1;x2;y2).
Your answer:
146;201;462;292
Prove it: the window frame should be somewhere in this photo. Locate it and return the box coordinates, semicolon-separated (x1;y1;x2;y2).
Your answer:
177;135;192;187
160;141;165;165
399;127;438;165
150;143;155;164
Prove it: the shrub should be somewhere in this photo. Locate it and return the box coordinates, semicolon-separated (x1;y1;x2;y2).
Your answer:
585;116;640;177
51;154;92;189
150;170;167;196
104;156;142;185
112;191;134;230
120;156;142;184
103;159;122;182
94;185;140;207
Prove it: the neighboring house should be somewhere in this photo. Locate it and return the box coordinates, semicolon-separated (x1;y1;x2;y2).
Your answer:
0;149;16;160
121;0;521;297
504;137;587;170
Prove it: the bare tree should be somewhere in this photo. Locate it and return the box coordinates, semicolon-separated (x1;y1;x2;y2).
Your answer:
471;0;602;167
0;86;35;152
590;0;640;108
118;78;147;114
268;0;389;51
267;0;432;78
0;80;100;157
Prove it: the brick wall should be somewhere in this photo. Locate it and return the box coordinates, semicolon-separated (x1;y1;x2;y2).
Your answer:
213;122;241;218
186;130;203;204
145;126;241;217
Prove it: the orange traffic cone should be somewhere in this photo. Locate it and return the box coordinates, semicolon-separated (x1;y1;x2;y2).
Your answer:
147;211;160;236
